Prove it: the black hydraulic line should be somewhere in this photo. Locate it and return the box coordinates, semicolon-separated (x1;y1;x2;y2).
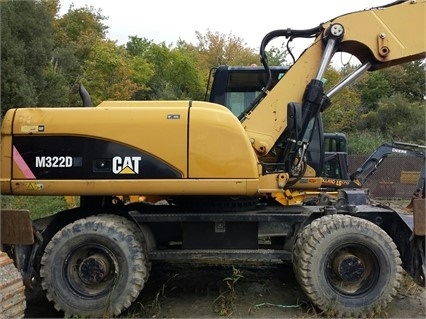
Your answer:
259;27;323;56
238;26;322;122
378;0;407;8
259;26;322;91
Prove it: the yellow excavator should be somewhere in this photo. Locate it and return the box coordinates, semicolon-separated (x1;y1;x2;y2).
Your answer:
1;1;425;317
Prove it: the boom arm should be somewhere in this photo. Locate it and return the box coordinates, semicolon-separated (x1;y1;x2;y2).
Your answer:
241;0;425;182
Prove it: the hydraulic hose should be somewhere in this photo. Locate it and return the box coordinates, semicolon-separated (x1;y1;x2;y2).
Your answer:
259;26;322;90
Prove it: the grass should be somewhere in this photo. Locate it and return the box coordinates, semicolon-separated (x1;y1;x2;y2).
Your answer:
212;266;244;317
122;273;178;318
1;195;69;219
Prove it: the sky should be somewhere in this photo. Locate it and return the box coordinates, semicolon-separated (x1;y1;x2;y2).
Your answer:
58;0;393;64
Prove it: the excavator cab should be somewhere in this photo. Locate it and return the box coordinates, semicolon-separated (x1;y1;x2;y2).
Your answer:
206;65;330;177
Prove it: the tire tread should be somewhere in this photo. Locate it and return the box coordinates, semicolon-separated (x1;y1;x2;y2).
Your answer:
40;214;149;317
293;214;402;317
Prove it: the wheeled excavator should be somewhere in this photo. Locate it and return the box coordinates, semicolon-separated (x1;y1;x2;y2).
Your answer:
1;1;425;317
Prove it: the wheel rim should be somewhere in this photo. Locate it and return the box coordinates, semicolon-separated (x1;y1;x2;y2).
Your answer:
64;243;119;298
325;243;379;296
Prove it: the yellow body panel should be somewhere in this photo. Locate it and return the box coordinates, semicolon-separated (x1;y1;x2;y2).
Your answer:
188;102;259;178
1;110;14;193
1;101;262;196
8;179;260;196
334;1;425;65
11;102;189;177
0;135;13;192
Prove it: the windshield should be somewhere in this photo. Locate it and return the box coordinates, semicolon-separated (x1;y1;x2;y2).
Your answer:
209;66;288;117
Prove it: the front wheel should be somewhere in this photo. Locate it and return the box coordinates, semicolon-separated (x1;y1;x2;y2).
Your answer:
292;214;403;317
40;214;149;317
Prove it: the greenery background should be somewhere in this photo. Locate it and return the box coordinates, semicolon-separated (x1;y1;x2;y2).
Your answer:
1;0;425;217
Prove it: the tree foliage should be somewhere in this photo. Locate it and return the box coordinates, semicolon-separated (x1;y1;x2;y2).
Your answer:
361;93;425;143
265;45;290;66
351;62;426;145
191;29;259;68
381;61;426;102
52;4;110;105
81;39;144;105
355;70;392;112
322;67;361;133
126;37;204;100
1;0;53;114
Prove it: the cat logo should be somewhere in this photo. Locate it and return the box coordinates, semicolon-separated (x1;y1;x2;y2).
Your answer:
112;156;141;175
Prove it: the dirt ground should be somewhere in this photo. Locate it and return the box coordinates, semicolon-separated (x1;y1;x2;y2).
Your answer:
25;261;425;319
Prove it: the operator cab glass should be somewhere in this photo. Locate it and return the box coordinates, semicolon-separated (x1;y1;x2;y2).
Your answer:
208;66;288;117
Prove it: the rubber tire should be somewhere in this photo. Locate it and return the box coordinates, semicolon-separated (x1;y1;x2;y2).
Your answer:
0;251;26;318
292;214;402;317
40;214;148;317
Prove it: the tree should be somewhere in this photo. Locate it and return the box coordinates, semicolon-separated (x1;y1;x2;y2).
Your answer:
126;36;152;57
381;61;426;102
164;47;205;100
265;45;290;66
178;30;259;74
37;63;70;107
54;4;108;53
322;67;361;133
126;37;204;100
354;70;392;113
52;3;109;102
41;0;60;20
353;61;425;114
349;61;426;145
360;93;425;144
80;39;149;105
1;0;54;114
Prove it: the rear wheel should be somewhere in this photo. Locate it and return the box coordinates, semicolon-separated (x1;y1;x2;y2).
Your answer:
292;214;402;317
40;214;149;317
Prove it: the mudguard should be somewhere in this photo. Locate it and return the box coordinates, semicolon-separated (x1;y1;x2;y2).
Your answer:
382;211;424;286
